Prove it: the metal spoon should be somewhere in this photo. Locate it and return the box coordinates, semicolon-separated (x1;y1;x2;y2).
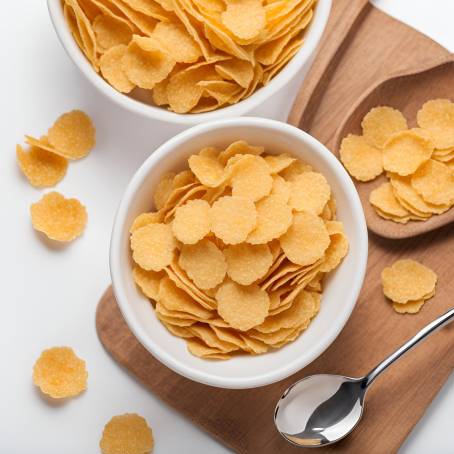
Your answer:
274;307;454;448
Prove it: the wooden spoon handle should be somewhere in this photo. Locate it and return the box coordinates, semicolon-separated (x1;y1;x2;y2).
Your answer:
288;0;371;128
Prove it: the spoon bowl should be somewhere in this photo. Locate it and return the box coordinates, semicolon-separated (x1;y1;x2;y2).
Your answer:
275;375;366;447
333;56;454;240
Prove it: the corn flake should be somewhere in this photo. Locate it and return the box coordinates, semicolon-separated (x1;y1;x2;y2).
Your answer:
172;199;211;244
100;44;135;93
16;144;68;188
361;106;408;149
288;171;331;214
381;259;437;304
30;192;87;242
93;14;132;51
100;413;154;454
417;98;454;149
47;110;96;159
131;223;176;271
216;280;270;331
33;347;87;399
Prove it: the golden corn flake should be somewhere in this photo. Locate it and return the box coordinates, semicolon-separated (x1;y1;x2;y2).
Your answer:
229;155;273;201
131;223;176;271
152;22;202;63
47;110;95;160
130;211;163;233
189;324;238;352
280;212;330;266
246;194;293;244
33;346;87;399
222;0;265;41
93;14;132;51
153;171;175;209
158;277;213;319
186;338;231;359
16;144;68;187
172;199;211;244
216;281;270;331
218;140;264;165
319;231;349;273
179;239;227;289
369;182;411;221
383;129;434;176
100;44;135;93
417;98;454;149
381;259;437;304
339;134;383;181
215;59;254;89
210;195;257;244
30;192;87;242
279;159;313;181
269;175;291;203
224;243;273;285
122;35;175;89
392;299;426;314
361;106;408;149
188;152;225;188
100;413;154;454
264;153;296;174
133;265;163;301
288;171;331;215
411;159;454;206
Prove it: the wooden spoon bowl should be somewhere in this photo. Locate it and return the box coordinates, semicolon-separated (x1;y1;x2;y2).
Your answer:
334;56;454;239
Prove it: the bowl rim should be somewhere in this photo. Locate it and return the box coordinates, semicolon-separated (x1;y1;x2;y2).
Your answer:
47;0;332;125
109;117;368;389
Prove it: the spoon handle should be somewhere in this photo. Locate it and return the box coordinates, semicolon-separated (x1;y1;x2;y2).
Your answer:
364;307;454;388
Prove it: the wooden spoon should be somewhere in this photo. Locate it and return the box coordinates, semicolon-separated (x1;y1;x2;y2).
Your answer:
288;0;453;239
333;56;454;240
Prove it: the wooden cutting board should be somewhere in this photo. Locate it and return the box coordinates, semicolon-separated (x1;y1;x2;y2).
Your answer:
96;3;454;453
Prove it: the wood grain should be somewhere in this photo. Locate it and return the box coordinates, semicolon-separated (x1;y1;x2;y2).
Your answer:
96;3;454;454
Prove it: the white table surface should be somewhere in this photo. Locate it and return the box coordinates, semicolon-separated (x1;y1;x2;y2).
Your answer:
1;1;453;453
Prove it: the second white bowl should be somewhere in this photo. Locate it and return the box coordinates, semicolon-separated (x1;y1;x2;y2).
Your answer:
110;117;368;389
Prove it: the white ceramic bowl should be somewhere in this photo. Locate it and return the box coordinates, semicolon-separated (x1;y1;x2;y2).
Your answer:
47;0;331;125
110;118;368;389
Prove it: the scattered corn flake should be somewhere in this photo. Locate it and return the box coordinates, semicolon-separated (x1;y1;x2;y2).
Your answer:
369;182;411;220
172;199;211;244
16;144;68;188
33;346;87;399
24;135;56;154
411;159;454;206
383;129;434;176
152;21;202;63
130;223;176;271
30;191;87;242
288;171;331;215
319;231;349;273
246;194;293;244
224;243;273;285
93;14;132;51
339;134;383;181
210;195;257;244
280;212;330;266
269;175;291;203
133;265;163;301
122;35;175;89
216;280;270;331
179;238;227;289
100;44;135;93
392;299;426;314
47;110;96;160
99;413;154;454
381;259;437;304
361;106;408;149
229;155;273;202
417;98;454;149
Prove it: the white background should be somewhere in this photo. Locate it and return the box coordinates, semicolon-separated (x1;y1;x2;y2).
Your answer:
1;1;453;453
